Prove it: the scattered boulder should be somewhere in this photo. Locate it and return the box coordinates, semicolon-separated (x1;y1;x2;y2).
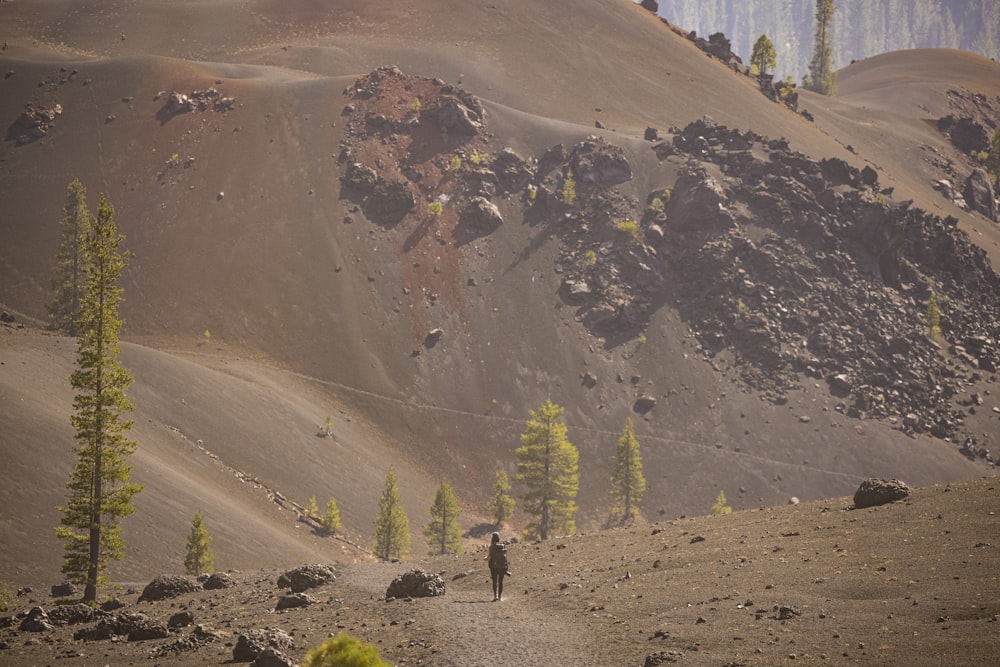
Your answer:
276;564;336;593
233;628;295;663
460;196;503;232
423;94;485;136
50;582;76;598
645;650;685;665
203;572;235;590
853;478;910;509
168;611;195;629
640;0;659;13
385;569;446;600
138;575;201;602
47;603;93;626
633;395;657;413
251;647;296;667
275;593;315;610
962;168;998;222
19;607;53;632
14;102;62;144
364;179;414;226
74;611;168;642
341;162;379;193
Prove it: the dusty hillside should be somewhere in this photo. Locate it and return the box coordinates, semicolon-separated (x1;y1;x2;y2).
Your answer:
1;0;998;590
1;478;997;666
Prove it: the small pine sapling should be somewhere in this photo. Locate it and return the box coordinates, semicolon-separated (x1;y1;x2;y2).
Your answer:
710;490;732;516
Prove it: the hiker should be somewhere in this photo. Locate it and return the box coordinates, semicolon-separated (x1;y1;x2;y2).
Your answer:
487;531;510;601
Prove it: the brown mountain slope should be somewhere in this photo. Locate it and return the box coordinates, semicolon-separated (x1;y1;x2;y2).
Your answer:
0;0;998;587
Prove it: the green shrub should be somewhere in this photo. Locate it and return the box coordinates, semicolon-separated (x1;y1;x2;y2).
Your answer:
561;170;576;206
0;581;15;613
449;154;462;171
710;490;732;516
616;220;639;239
581;249;597;268
410;97;421;113
427;201;443;217
469;149;487;165
926;292;942;342
303;633;391;667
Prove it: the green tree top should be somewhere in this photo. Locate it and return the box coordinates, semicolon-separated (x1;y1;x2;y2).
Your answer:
321;497;343;535
805;0;837;94
710;490;732;516
751;33;778;77
610;417;646;522
373;466;409;561
423;479;463;555
55;194;142;603
515;399;579;541
490;469;516;528
184;510;214;574
49;178;91;336
303;632;392;667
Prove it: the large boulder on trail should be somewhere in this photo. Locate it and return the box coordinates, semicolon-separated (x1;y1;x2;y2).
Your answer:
853;478;910;509
385;569;446;600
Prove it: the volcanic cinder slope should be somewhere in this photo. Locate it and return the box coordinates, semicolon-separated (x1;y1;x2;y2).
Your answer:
1;0;998;588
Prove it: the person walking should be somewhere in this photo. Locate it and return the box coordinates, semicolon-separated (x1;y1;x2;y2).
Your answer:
487;532;509;601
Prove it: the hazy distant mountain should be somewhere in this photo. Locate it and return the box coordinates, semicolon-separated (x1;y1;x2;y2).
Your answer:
652;0;1000;80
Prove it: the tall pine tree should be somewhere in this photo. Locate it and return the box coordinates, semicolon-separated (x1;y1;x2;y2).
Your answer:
489;469;516;529
610;417;646;523
423;479;463;555
750;33;778;76
373;467;409;561
184;510;214;575
55;195;142;603
805;0;836;94
515;399;579;541
48;178;91;336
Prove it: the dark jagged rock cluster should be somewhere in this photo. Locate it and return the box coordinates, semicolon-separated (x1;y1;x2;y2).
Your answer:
335;68;998;456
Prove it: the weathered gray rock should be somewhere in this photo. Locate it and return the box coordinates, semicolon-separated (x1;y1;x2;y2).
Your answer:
460;196;503;231
963;168;998;221
251;647;296;667
645;649;685;665
364;179;414;226
385;569;446;600
277;564;336;593
853;478;910;509
275;593;315;610
19;607;53;632
47;603;93;626
633;395;657;413
233;628;295;663
203;572;235;590
50;582;76;598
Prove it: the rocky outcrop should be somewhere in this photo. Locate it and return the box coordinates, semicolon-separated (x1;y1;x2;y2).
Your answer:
276;564;336;593
460;196;503;231
73;611;169;641
385;569;446;600
202;572;235;590
13;103;62;143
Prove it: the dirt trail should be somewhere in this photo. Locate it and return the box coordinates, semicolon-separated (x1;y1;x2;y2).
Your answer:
339;562;595;666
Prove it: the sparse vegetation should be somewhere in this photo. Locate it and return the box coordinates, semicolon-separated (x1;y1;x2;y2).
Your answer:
318;415;334;438
490;469;516;528
410;97;421;113
321;497;343;534
373;466;409;560
0;581;14;613
426;200;443;217
986;127;1000;185
560;170;577;206
516;399;579;540
610;417;646;523
469;149;488;165
581;249;598;268
55;195;142;603
710;490;732;516
305;495;320;519
449;154;462;171
303;632;392;667
184;510;214;575
423;479;462;555
615;220;639;240
926;292;942;342
48;178;91;336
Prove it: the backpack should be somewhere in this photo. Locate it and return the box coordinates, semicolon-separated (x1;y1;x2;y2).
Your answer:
488;542;508;573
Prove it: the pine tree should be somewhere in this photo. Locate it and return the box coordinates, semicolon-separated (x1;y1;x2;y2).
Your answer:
423;479;463;555
610;417;646;523
321;497;343;535
985;127;1000;185
710;490;733;516
48;178;91;336
184;510;214;574
373;467;409;560
55;195;142;603
515;399;579;541
489;469;516;528
750;33;778;76
305;495;320;519
805;0;837;94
